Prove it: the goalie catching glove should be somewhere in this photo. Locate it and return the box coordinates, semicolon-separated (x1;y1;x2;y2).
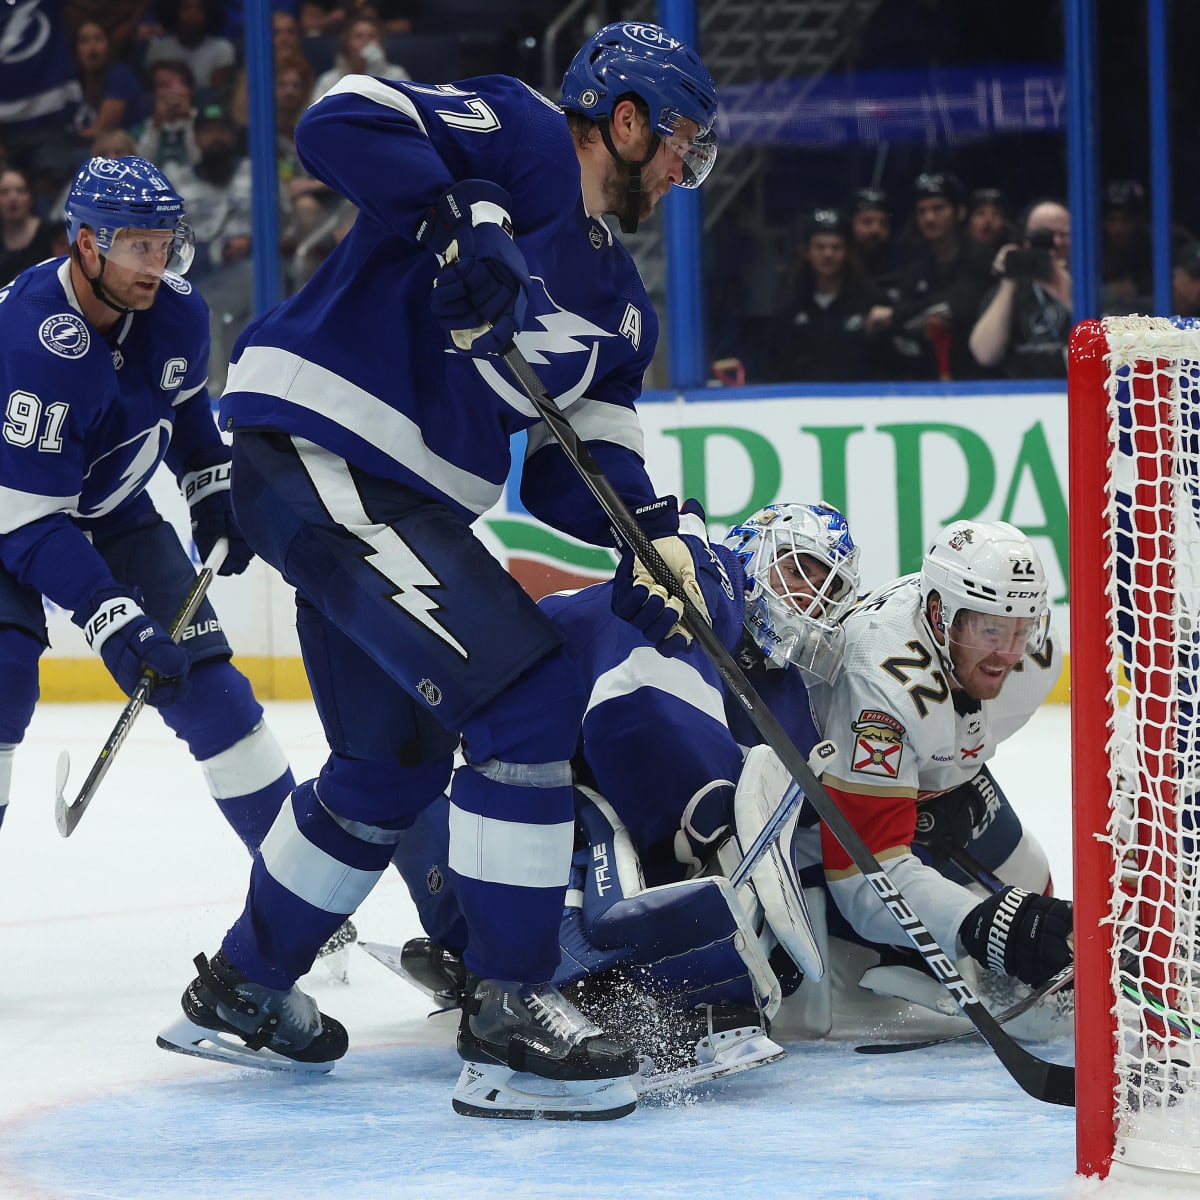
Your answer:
78;589;190;708
610;496;710;653
415;179;531;357
959;885;1073;988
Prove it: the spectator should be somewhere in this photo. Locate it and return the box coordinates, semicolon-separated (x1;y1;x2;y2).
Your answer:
848;186;898;295
298;1;349;38
310;11;410;104
964;187;1016;262
65;2;153;64
174;104;252;276
968;198;1072;378
768;209;893;383
92;128;139;158
136;60;199;174
1173;242;1200;318
1101;179;1153;316
878;172;989;381
144;0;237;95
0;0;84;196
230;52;319;198
72;20;146;141
273;8;304;58
0;167;59;284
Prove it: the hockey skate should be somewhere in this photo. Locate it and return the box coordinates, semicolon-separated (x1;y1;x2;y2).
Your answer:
359;936;467;1010
452;977;639;1120
570;972;785;1095
157;951;348;1073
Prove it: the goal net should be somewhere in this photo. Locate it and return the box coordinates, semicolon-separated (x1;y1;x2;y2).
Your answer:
1070;316;1200;1183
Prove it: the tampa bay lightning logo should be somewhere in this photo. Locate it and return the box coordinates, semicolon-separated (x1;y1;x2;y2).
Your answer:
161;271;192;294
1;3;52;67
38;313;91;359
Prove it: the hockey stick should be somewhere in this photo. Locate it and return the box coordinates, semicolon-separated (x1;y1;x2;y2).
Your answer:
502;345;1075;1107
855;963;1076;1055
55;539;228;838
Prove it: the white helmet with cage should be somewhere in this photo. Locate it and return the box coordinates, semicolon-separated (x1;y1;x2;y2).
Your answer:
920;519;1049;655
722;502;861;679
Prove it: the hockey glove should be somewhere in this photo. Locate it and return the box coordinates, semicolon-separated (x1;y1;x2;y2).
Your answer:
959;885;1073;988
80;590;191;708
181;460;254;576
415;179;531;357
611;496;710;654
913;782;989;866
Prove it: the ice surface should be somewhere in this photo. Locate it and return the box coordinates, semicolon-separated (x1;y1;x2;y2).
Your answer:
0;702;1182;1199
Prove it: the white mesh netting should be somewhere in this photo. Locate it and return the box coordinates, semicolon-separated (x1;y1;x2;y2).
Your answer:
1100;316;1200;1175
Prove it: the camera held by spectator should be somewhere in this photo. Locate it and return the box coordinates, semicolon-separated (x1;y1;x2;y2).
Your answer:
1002;228;1057;282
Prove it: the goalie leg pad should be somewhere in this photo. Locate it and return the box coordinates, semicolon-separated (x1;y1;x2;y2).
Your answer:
733;744;825;979
558;789;781;1017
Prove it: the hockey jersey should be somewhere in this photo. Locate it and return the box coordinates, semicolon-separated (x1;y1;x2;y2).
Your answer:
805;573;1062;950
0;258;223;616
220;73;662;548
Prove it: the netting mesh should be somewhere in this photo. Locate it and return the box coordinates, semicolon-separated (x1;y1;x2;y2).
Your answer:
1100;316;1200;1173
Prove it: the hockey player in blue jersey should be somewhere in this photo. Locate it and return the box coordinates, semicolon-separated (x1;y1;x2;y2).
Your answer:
157;23;721;1119
0;156;295;846
384;501;863;1091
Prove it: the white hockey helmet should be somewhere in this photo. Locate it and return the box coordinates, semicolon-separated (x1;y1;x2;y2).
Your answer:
722;502;861;678
920;520;1050;655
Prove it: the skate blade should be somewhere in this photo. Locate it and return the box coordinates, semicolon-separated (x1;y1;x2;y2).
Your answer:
451;1061;637;1120
636;1026;786;1096
156;1014;336;1074
358;940;461;1010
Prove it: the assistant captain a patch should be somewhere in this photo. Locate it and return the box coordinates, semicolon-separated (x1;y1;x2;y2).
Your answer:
851;709;905;778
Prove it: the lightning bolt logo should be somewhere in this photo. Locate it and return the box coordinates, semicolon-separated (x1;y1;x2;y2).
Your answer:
80;422;171;518
362;525;467;659
515;305;611;365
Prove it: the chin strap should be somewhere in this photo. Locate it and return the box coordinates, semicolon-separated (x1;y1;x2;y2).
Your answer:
73;246;131;316
598;118;661;235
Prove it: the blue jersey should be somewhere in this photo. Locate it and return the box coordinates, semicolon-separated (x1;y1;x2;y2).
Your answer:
539;530;823;854
0;259;224;616
220;73;661;546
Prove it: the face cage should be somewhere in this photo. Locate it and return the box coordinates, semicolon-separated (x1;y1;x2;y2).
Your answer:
95;222;196;277
744;547;858;678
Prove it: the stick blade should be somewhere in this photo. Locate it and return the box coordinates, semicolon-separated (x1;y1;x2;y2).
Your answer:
54;751;83;838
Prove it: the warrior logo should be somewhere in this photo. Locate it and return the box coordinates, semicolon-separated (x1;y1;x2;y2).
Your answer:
851;709;905;778
416;677;443;707
39;313;90;359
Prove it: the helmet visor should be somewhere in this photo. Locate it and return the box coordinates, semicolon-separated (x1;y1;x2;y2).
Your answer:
949;608;1049;656
102;223;196;277
663;117;717;189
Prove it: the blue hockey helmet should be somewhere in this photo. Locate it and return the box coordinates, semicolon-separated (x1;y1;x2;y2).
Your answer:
561;21;718;189
723;502;861;679
65;156;195;275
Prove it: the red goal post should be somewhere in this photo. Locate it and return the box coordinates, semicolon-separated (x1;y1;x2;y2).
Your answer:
1069;316;1200;1184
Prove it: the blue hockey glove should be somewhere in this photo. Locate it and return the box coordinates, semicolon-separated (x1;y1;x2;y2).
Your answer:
611;496;711;654
415;179;530;357
959;886;1073;988
80;590;191;708
181;460;254;575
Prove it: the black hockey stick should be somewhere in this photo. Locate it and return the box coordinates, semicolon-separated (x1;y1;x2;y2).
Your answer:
502;345;1075;1107
55;539;228;838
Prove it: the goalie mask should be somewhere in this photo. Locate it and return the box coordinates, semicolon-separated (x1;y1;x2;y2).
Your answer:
723;502;860;679
920;520;1050;660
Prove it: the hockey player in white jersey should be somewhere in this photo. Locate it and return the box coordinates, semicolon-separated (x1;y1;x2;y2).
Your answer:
157;23;720;1120
0;156;295;845
802;519;1074;1028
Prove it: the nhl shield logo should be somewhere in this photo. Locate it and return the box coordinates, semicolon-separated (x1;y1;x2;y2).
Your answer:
588;224;604;249
426;865;443;895
416;677;442;706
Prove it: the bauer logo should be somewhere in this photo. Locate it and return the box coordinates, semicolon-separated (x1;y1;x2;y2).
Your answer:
39;313;91;359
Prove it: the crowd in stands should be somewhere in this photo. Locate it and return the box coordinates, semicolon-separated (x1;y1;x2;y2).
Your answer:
1;2;1193;388
744;172;1200;385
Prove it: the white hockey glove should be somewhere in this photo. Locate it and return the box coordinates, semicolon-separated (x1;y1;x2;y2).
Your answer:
610;496;710;653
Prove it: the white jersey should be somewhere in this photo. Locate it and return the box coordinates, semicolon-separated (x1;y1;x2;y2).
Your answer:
804;572;1061;951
